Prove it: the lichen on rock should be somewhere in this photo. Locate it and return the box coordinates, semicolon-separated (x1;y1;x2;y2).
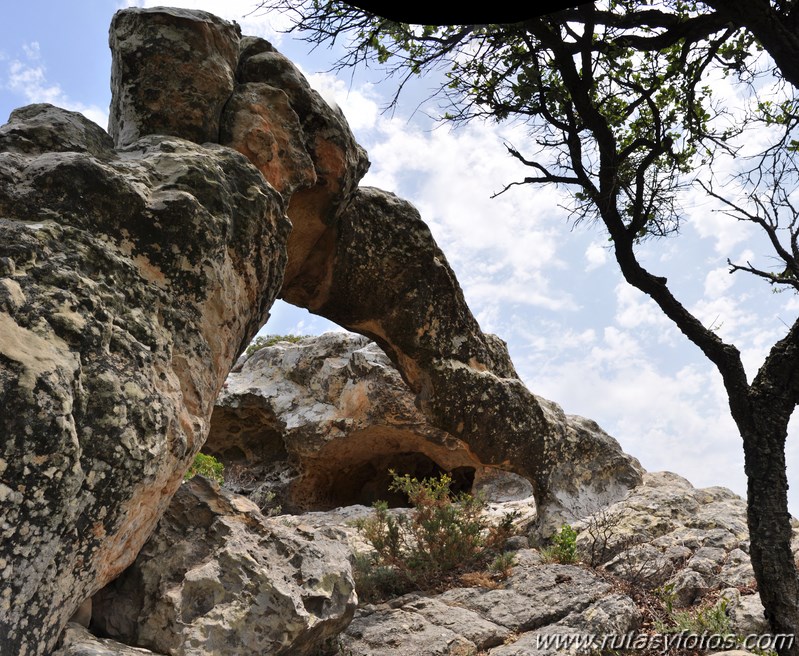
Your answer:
0;101;289;655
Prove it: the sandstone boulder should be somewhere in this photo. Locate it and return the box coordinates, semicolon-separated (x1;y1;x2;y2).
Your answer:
91;477;356;656
109;8;240;147
228;36;370;292
0;104;288;655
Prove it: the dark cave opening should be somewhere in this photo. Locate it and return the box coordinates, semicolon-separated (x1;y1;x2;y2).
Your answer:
321;451;476;509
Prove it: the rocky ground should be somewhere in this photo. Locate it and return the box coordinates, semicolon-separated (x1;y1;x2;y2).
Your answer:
53;335;793;656
55;467;786;656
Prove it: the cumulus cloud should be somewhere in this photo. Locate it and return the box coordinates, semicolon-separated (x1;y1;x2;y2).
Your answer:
4;42;107;127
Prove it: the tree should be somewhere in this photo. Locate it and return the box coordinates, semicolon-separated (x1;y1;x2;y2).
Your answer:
260;0;799;647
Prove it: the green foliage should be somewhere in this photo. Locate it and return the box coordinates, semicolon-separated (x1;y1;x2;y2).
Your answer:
354;471;518;601
245;334;305;356
249;487;282;517
489;551;517;578
185;452;224;484
351;551;414;603
654;584;733;634
540;524;578;564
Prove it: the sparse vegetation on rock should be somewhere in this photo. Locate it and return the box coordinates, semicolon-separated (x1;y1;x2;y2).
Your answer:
353;471;519;602
184;452;225;484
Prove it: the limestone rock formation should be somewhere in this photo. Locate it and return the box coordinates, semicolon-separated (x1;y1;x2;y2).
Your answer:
573;472;785;634
90;477;356;656
339;558;640;655
208;332;639;525
209;332;537;512
229;36;370;291
106;5;642;539
54;624;164;656
276;187;645;532
109;8;241;147
0;7;651;653
0;103;288;655
574;472;762;585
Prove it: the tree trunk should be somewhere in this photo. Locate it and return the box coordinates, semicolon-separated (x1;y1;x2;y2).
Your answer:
740;404;799;655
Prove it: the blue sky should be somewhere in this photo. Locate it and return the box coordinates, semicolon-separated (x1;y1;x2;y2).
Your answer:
3;1;798;512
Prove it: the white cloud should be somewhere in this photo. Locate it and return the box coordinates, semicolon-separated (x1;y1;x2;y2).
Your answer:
704;266;734;297
585;241;609;271
5;43;107;128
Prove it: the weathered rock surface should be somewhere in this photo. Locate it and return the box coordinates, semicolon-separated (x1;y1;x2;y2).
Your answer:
339;559;640;656
277;187;644;533
209;332;538;512
0;7;688;654
0;103;288;655
109;8;241;147
90;477;356;656
106;5;641;543
54;624;164;656
573;472;768;589
570;471;788;645
228;36;370;290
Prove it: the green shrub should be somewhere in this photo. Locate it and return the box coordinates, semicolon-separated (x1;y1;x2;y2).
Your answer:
245;334;305;356
654;584;733;634
541;524;578;564
184;452;224;484
354;471;519;601
489;551;517;578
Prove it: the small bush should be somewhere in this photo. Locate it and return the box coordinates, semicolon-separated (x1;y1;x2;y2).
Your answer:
540;524;578;564
352;552;414;603
353;471;518;601
654;584;732;635
185;452;224;484
246;334;305;356
489;551;517;578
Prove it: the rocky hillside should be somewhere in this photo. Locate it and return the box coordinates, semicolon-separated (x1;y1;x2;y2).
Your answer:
0;6;786;656
56;334;790;656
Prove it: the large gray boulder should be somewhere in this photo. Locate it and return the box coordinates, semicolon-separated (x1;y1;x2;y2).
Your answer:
90;477;356;656
209;332;527;512
0;104;288;656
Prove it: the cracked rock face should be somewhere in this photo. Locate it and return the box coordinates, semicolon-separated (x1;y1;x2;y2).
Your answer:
340;556;640;656
2;7;650;653
0;103;288;655
90;477;356;656
280;187;645;532
107;6;641;536
208;332;535;512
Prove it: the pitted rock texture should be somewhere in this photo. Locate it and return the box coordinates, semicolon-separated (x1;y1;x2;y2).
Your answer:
280;187;644;532
339;557;641;656
229;36;370;290
54;623;164;656
3;8;651;653
109;8;241;147
108;5;638;538
0;104;288;656
208;332;536;512
90;477;356;656
573;472;791;630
